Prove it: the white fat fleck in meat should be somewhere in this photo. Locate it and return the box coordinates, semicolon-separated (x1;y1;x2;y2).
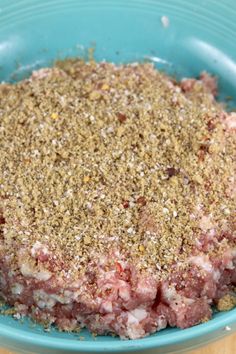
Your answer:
103;313;116;324
199;215;215;232
118;260;127;270
162;285;177;303
11;283;24;295
136;278;157;300
162;284;194;307
191;255;213;273
33;269;51;281
126;325;146;340
33;290;75;310
49;290;81;304
213;269;221;282
119;286;131;301
33;290;56;309
224;112;236;131
100;300;113;313
225;260;235;270
50;294;71;305
20;262;52;281
218;250;236;270
208;228;216;238
195;239;202;248
156;316;167;331
103;271;116;280
0;274;6;287
31;241;49;258
127;308;147;324
98;255;108;266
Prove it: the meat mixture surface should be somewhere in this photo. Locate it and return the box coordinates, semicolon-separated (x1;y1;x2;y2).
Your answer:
0;59;235;339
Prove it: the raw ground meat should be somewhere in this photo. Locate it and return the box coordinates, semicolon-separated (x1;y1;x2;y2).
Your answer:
0;62;235;339
0;244;235;339
181;72;218;97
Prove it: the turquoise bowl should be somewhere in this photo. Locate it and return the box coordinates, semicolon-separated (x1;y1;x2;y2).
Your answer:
0;1;236;353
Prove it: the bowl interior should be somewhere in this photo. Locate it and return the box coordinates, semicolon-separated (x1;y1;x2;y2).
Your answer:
0;0;236;353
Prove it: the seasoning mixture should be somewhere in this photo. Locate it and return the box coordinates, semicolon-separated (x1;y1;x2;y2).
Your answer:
0;59;235;339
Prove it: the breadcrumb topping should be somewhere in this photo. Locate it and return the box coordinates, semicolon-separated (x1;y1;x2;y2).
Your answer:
217;294;236;311
0;59;235;279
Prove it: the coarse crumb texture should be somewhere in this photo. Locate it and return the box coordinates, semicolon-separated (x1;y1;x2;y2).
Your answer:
0;59;235;339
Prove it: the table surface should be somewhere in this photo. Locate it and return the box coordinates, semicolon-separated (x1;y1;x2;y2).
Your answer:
1;333;235;354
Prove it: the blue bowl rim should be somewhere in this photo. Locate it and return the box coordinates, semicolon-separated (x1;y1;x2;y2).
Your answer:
0;0;236;350
0;308;236;352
